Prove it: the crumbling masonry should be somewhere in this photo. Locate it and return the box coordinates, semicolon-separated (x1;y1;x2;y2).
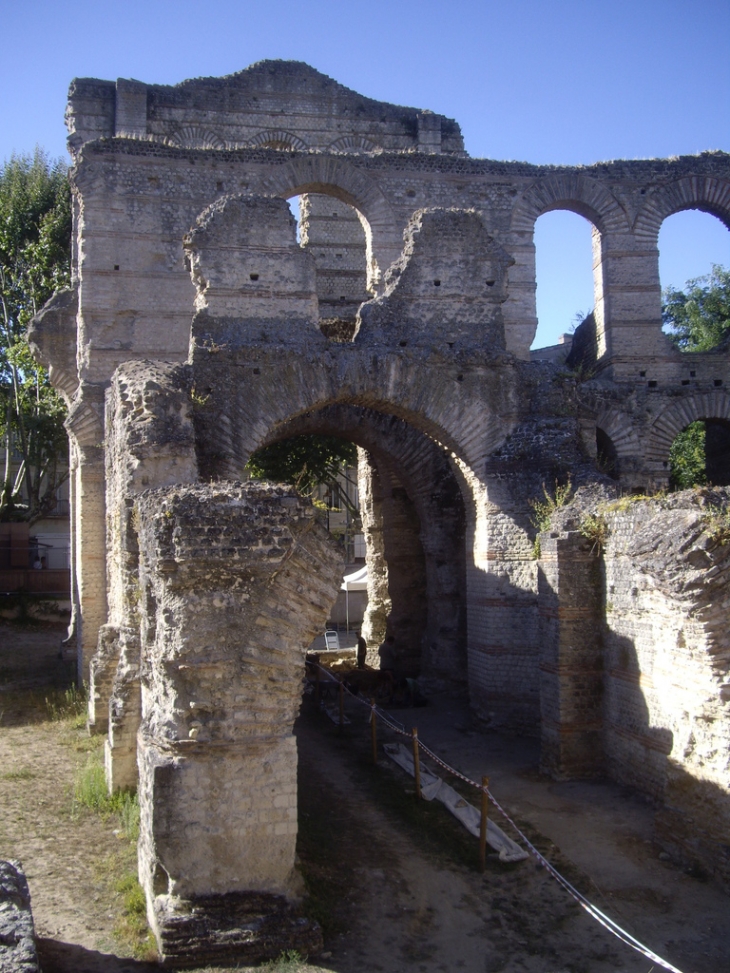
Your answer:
29;61;730;965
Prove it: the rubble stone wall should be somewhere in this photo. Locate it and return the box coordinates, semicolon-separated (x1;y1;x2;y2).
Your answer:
600;492;730;889
26;64;730;957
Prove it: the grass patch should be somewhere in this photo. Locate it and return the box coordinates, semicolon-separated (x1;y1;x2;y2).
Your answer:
94;848;157;962
73;752;140;840
1;767;35;780
262;950;310;971
45;682;87;725
112;866;157;961
79;754;152;960
703;504;730;545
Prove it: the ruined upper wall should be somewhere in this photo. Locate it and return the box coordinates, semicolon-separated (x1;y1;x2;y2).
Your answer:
66;60;465;158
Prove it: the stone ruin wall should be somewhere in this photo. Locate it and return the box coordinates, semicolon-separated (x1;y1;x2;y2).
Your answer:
600;495;730;890
539;488;730;890
24;60;730;961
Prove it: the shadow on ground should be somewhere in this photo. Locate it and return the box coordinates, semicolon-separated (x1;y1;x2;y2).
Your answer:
37;939;160;973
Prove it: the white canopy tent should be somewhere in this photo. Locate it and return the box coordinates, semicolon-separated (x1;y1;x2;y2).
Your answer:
340;566;368;631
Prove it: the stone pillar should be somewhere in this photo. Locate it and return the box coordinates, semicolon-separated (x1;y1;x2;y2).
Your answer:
299;194;369;328
134;482;342;967
466;477;541;732
99;361;197;784
538;530;604;778
66;403;108;686
593;231;673;380
358;450;390;660
500;234;537;360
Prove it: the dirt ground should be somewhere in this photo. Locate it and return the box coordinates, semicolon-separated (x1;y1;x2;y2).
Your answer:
0;622;728;973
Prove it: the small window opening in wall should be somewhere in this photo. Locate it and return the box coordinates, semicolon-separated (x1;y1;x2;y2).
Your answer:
336;253;343;259
433;279;441;286
663;461;668;468
114;265;119;271
714;379;723;387
682;379;690;385
216;181;224;191
447;342;454;349
457;373;464;382
690;370;696;377
332;212;338;218
340;296;347;302
640;188;646;195
648;380;658;388
253;368;260;375
406;189;416;198
485;279;495;287
399;340;408;347
639;370;646;377
249;273;259;281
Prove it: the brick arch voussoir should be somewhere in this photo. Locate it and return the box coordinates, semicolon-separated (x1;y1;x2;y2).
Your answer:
256;156;395;235
247;130;309;151
647;391;730;462
511;174;628;236
594;407;641;459
235;354;497;475
633;176;730;244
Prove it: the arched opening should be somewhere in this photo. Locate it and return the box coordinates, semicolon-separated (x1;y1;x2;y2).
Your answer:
659;210;730;350
532;209;598;353
247;404;469;688
669;418;730;489
596;427;619;479
287;193;372;340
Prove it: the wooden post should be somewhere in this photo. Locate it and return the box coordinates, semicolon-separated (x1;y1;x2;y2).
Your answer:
338;679;344;733
479;776;489;873
412;727;422;800
370;698;377;764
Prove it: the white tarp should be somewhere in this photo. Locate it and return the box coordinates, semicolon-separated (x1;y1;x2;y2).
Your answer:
340;566;368;591
384;742;528;863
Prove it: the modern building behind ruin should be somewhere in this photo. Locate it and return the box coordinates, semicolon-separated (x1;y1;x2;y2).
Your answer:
29;61;729;965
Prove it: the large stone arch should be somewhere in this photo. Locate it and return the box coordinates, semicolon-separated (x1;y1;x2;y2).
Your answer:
511;173;628;235
503;174;628;358
192;349;517;486
252;154;402;290
255;402;470;685
647;390;730;463
633;174;730;244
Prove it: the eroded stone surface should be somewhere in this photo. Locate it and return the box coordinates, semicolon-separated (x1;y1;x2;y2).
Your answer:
0;861;38;973
29;58;730;963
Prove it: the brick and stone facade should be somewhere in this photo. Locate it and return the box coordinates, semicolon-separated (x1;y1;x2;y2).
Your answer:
28;61;730;963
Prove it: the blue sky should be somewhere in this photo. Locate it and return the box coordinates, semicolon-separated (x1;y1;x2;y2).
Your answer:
3;0;728;347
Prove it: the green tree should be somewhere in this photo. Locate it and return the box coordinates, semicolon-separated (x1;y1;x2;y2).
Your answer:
0;150;72;522
246;435;359;517
662;264;730;352
669;421;706;490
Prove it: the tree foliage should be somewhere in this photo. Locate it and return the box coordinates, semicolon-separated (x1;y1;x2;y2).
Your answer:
662;264;730;352
246;435;359;517
669;421;706;490
663;265;730;490
0;150;71;522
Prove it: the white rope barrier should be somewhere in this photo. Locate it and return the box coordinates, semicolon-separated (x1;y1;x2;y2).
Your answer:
307;659;686;973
